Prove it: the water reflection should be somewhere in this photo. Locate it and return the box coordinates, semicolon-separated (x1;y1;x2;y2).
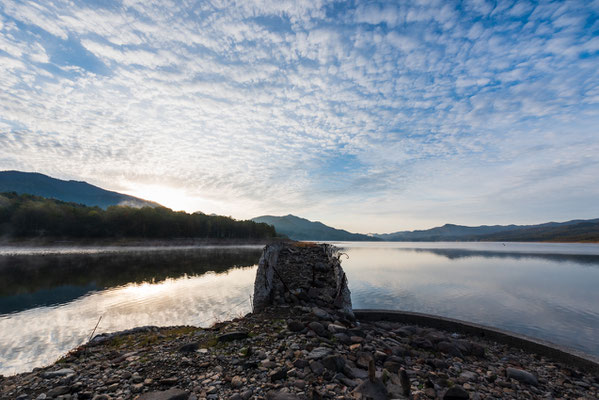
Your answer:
405;247;599;266
336;244;599;357
0;247;261;375
2;242;599;376
0;247;262;314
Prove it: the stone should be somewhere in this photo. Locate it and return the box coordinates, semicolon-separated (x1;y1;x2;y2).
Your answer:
506;367;538;386
269;368;287;382
287;320;304;332
351;336;364;343
178;343;199;353
344;366;368;380
266;391;301;400
293;358;309;368
308;321;327;337
310;361;324;375
131;383;144;393
307;347;331;360
137;389;190;399
47;386;70;397
352;378;388;400
443;386;470;400
334;332;352;345
322;355;345;372
383;360;402;373
459;371;478;382
311;307;331;320
231;375;243;388
217;331;248;342
356;352;372;369
42;369;75;378
437;341;463;357
338;375;358;388
328;323;347;333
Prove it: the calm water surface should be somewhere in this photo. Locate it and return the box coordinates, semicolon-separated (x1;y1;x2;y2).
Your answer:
1;242;598;375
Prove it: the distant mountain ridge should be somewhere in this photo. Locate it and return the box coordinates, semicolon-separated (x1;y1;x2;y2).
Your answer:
253;214;599;243
0;171;159;209
375;219;599;242
251;214;377;241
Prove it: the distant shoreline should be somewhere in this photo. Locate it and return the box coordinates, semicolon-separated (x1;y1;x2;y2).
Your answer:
0;237;291;247
1;238;598;247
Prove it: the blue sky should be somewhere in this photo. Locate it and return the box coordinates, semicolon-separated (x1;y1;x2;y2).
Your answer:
1;0;598;232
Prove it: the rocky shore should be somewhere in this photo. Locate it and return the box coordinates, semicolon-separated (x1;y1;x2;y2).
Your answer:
1;242;597;399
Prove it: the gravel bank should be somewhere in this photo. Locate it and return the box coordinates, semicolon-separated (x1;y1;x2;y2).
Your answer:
1;305;597;400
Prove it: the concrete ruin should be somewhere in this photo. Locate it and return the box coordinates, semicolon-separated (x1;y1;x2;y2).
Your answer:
252;242;353;318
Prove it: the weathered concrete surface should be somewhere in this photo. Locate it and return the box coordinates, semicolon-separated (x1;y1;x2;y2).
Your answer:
354;309;599;374
252;242;353;317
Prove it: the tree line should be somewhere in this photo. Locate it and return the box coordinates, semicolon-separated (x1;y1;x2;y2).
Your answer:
0;192;277;239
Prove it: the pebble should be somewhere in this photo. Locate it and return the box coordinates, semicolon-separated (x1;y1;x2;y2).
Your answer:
506;366;539;385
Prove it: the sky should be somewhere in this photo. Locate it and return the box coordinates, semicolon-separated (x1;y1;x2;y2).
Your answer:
1;0;598;233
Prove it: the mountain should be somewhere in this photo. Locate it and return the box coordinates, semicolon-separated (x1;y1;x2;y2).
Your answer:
477;220;599;243
0;171;159;209
375;218;599;242
375;223;519;241
251;214;378;241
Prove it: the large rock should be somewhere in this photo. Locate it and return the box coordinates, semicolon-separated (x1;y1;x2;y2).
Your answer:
252;242;353;316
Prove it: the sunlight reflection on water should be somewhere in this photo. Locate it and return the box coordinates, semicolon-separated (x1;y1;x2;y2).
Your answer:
0;266;256;375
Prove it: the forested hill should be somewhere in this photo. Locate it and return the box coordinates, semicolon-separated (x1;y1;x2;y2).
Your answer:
0;192;277;240
252;214;377;241
0;171;158;209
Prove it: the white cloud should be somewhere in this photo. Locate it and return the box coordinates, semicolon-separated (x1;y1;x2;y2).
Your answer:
0;0;597;232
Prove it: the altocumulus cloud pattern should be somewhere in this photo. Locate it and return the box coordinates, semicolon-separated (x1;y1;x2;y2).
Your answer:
0;0;598;231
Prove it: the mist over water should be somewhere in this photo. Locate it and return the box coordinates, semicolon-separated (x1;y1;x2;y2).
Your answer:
1;242;598;375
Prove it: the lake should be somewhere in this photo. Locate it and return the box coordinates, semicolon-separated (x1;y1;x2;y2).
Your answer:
0;242;598;375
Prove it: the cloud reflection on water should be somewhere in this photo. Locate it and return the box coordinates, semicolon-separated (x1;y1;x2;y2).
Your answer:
0;266;257;376
340;244;599;357
1;242;599;375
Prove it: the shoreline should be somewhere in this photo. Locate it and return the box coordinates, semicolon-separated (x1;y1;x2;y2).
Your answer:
0;237;290;248
1;306;597;399
1;238;598;247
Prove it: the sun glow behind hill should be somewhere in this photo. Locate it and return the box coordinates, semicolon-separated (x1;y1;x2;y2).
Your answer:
121;184;207;213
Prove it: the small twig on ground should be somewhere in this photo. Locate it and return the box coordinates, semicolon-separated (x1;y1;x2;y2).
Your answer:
88;316;102;342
